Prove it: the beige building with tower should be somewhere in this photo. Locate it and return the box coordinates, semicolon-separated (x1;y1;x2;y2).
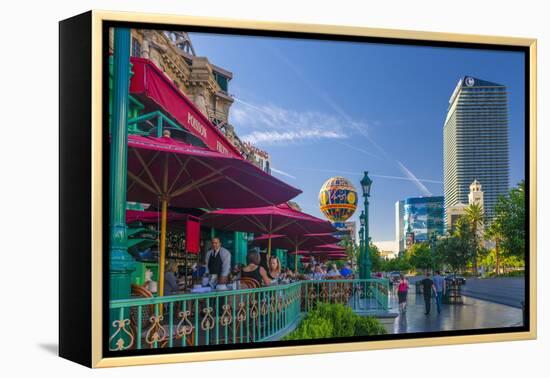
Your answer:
110;29;271;172
446;180;486;233
468;180;484;210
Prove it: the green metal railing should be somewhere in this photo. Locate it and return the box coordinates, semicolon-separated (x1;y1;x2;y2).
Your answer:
127;110;184;137
109;278;389;351
301;279;389;312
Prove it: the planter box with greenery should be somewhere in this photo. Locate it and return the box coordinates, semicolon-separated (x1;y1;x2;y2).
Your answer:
282;303;387;340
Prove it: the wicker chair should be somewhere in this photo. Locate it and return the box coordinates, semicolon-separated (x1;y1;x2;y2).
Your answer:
239;277;261;289
230;277;261;343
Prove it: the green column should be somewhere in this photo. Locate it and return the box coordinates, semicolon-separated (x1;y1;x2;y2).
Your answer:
109;27;134;303
276;249;287;269
234;232;247;265
363;198;372;279
359;226;364;279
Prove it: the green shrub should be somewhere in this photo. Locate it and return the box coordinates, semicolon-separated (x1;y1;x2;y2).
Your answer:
283;302;387;340
355;316;387;336
282;312;333;340
316;303;357;337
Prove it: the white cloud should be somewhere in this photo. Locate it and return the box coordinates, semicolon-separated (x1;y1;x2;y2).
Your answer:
231;98;359;146
242;129;346;144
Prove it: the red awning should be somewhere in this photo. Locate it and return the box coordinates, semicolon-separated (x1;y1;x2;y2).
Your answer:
129;57;242;158
127;135;302;209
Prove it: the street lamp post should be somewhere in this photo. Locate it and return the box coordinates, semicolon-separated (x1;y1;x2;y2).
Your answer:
360;172;373;279
359;216;364;279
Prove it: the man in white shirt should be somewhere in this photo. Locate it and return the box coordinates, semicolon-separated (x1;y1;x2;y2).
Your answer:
204;237;231;284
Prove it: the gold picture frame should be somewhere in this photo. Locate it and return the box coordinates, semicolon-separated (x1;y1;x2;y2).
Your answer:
59;9;537;368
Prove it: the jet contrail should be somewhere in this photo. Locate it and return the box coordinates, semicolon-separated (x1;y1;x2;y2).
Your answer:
396;160;432;196
291;166;442;185
270;167;296;179
267;45;434;196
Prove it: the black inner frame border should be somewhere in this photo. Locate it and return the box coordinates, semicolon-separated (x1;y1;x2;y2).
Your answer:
101;19;531;359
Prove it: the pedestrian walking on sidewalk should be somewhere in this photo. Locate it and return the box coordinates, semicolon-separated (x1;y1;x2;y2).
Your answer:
433;270;446;314
421;272;437;315
397;274;409;313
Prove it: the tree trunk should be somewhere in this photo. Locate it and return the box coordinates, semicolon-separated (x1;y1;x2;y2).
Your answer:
495;239;500;276
472;225;478;277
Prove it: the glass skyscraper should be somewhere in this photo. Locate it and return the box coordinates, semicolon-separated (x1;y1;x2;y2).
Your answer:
443;76;509;227
400;196;444;245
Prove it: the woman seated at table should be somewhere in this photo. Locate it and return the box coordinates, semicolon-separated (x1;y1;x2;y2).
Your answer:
241;251;271;287
164;261;182;295
267;256;282;282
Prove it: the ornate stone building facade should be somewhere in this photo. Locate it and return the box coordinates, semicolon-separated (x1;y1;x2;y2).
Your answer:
109;29;271;172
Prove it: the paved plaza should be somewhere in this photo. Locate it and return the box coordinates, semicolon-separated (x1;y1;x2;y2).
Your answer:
459;277;525;308
387;289;523;334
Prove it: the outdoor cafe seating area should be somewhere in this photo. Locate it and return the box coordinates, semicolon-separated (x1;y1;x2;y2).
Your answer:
108;53;389;352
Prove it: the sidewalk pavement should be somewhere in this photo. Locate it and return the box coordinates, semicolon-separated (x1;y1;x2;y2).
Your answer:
389;290;523;334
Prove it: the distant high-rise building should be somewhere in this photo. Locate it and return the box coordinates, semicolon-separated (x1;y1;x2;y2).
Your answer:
397;196;444;246
443;76;509;228
395;200;405;252
344;221;357;244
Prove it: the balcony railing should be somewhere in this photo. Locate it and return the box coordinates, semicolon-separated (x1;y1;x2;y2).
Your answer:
109;278;389;351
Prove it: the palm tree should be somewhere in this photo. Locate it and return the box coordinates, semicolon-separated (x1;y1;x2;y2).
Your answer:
465;203;484;276
485;216;505;276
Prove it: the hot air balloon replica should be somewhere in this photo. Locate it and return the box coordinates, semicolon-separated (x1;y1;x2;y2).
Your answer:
319;176;358;227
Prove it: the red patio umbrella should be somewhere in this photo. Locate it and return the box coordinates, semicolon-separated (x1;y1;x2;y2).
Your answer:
312;244;345;252
252;233;340;272
125;135;302;296
326;253;348;259
201;203;336;256
126;209;187;224
301;252;347;264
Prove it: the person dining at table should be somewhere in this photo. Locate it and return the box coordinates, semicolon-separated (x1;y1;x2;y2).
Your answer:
280;267;295;281
204;237;231;284
164;261;181;295
241;251;271;287
267;255;282;282
312;264;326;280
326;264;341;277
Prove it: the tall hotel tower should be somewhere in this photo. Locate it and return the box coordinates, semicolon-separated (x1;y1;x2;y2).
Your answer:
443;76;509;228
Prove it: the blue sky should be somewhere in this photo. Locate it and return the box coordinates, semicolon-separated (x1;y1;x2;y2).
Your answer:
189;32;526;242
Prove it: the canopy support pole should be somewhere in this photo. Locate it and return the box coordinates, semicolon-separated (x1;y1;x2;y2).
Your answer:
158;197;168;300
267;216;273;258
294;246;298;273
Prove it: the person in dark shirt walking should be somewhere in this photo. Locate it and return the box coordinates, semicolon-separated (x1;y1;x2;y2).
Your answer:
433;271;446;314
421;272;437;315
